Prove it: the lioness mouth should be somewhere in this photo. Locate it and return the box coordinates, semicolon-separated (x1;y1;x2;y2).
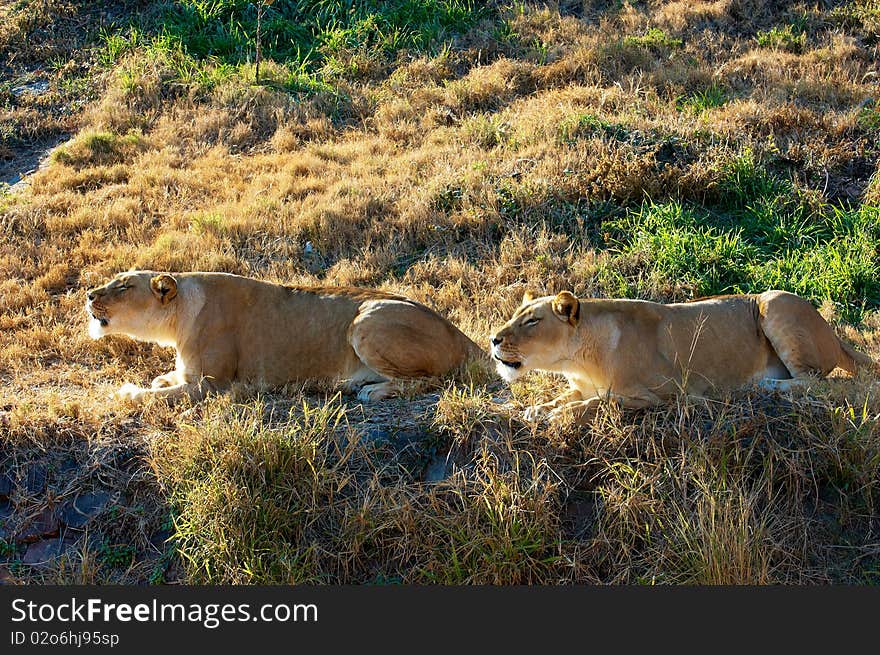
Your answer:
90;311;109;327
495;356;522;369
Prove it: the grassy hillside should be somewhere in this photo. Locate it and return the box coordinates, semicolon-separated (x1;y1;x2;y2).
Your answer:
1;0;880;583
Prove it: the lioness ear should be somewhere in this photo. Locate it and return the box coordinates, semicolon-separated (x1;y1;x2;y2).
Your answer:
521;290;536;305
551;291;580;326
150;274;178;304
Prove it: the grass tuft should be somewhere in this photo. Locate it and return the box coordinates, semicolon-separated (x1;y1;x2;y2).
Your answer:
623;28;683;51
756;24;807;54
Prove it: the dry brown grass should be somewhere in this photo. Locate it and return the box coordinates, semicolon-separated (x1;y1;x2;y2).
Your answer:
2;0;880;584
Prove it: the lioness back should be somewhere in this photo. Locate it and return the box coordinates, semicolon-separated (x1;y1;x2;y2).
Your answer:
193;275;397;383
645;294;784;396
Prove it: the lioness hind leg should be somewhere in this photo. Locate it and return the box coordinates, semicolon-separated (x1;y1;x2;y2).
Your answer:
341;367;388;395
357;381;403;403
349;300;469;402
757;290;843;378
755;377;807;393
341;367;399;402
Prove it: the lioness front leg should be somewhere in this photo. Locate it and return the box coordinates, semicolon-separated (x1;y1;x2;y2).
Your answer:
545;397;602;424
546;392;661;425
151;371;183;389
117;378;214;404
523;388;583;422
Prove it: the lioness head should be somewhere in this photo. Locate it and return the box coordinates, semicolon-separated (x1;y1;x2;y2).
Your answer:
489;290;581;381
86;271;178;344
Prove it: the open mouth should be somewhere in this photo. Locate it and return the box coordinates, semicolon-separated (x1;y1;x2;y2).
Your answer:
89;310;109;327
494;355;522;369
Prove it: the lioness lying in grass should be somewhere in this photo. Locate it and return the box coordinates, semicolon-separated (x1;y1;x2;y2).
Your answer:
86;270;482;403
490;290;874;424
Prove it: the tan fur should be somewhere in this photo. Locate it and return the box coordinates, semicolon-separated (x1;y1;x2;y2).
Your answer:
490;290;874;424
86;271;482;403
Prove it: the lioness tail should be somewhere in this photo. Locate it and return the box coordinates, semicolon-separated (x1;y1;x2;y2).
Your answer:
837;337;877;375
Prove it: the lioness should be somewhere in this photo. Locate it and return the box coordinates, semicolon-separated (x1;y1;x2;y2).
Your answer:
86;271;482;403
490;290;874;423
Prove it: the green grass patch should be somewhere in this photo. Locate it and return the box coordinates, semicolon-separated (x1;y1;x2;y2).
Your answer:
857;105;880;131
756;24;807;53
98;542;137;568
0;539;16;558
606;202;758;297
603;199;880;320
558;112;629;143
623;28;683;51
830;0;880;34
677;84;727;114
718;148;788;209
99;1;492;94
51;130;145;166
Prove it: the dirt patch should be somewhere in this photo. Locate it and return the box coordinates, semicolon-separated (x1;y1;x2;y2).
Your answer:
2;134;70;189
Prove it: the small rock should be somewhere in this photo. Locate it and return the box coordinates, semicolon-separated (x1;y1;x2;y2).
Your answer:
0;501;12;540
22;537;76;566
363;427;425;451
25;464;47;495
62;491;111;529
149;529;172;549
0;473;12;500
11;80;50;97
16;507;60;543
423;455;450;483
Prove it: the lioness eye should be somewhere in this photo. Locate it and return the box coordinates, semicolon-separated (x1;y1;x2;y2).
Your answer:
524;317;540;326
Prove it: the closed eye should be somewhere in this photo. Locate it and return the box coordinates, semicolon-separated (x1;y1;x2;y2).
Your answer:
523;317;540;327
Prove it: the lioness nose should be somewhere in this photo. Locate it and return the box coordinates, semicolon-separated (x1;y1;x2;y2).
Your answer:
87;291;96;301
491;336;502;346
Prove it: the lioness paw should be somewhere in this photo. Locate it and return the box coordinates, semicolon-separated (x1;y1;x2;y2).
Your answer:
546;406;570;423
356;382;397;403
116;382;146;403
547;400;600;425
523;404;551;422
151;374;176;389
